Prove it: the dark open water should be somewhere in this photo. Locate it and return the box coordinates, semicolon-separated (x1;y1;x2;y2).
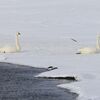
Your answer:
0;62;78;100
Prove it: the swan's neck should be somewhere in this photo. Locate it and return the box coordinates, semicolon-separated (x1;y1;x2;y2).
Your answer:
16;34;21;51
96;36;100;49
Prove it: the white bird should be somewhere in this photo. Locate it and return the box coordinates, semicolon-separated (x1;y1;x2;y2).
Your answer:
76;34;100;54
0;32;21;53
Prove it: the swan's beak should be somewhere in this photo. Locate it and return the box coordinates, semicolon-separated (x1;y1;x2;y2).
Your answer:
18;32;21;35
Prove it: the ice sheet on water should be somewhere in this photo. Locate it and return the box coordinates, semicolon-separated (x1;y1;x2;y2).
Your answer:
0;0;100;100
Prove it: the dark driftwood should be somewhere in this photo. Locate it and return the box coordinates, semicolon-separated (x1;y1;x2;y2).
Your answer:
38;76;76;81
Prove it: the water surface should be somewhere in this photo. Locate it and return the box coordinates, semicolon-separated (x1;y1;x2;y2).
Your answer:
0;62;78;100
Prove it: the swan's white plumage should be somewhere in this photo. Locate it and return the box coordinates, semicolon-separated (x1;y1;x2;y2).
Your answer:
0;32;21;53
77;34;100;54
77;47;97;54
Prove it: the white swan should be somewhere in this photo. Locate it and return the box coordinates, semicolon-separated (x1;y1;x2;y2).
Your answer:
76;34;100;54
0;32;21;53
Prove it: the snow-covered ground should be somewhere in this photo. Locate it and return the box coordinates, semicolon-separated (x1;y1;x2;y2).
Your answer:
0;0;100;100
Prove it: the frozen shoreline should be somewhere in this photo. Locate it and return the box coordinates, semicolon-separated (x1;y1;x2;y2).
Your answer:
0;62;78;100
1;46;100;100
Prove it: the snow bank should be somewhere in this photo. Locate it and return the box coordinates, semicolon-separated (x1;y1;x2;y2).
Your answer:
58;80;100;100
37;54;100;100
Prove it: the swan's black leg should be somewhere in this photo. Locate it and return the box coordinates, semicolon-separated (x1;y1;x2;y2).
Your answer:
76;52;81;54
